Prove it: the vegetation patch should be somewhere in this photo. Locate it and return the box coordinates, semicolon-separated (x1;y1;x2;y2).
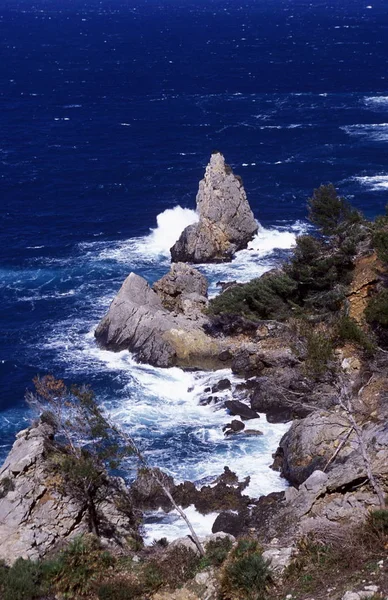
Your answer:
220;538;272;600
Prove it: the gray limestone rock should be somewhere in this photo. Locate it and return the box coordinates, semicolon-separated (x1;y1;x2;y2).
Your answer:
95;272;227;368
153;262;208;315
0;421;139;565
170;152;258;263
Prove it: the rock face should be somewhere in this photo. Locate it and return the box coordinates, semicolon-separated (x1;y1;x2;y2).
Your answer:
274;411;356;485
153;262;208;315
0;421;139;565
95;272;228;369
250;392;388;545
170;152;258;263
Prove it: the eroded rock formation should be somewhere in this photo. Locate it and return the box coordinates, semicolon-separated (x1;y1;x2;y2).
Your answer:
0;421;139;565
170;152;258;263
95;271;228;368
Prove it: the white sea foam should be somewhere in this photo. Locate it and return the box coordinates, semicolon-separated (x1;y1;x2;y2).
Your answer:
91;205;198;266
354;174;388;191
88;206;305;292
364;96;388;108
143;506;219;544
146;206;199;255
341;123;388;142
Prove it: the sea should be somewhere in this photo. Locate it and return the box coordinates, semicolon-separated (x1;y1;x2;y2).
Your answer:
1;0;388;542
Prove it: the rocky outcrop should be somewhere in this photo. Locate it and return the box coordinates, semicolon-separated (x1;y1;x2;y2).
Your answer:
132;467;251;515
170;152;258;263
0;421;140;565
224;400;259;421
153;262;208;315
347;252;381;324
274;411;356;485
95;272;230;369
250;390;388;545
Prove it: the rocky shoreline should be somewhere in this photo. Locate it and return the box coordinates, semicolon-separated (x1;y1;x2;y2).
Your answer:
1;157;387;599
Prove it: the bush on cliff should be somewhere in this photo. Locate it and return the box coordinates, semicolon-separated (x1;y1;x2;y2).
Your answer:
308;183;362;236
365;288;388;348
0;558;43;600
208;185;366;326
334;314;376;354
220;538;272;600
208;273;298;321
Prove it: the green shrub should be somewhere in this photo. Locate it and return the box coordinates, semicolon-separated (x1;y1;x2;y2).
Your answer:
335;315;376;354
365;289;388;348
308;184;361;236
365;289;388;328
143;545;201;591
305;329;335;377
45;535;114;598
204;536;233;567
367;509;388;536
98;578;144;600
208;273;297;321
373;229;388;264
0;558;43;600
220;538;272;600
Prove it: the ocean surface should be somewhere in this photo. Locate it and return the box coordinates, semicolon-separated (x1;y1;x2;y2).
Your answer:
1;0;388;540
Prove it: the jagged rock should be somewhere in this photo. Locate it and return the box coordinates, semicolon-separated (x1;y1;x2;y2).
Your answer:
212;511;245;537
250;374;311;423
224;400;259;420
251;412;388;544
131;468;175;510
94;272;229;369
262;544;294;576
173;468;251;514
223;420;245;435
0;421;140;565
153;263;208;315
170;152;258;263
212;378;231;393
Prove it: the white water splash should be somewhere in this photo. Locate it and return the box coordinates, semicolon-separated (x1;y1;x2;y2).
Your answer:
354;174;388;191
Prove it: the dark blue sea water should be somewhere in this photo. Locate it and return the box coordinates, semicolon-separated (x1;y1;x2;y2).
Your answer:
1;0;388;538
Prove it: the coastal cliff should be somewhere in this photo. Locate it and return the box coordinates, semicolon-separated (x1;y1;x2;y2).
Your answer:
1;184;388;599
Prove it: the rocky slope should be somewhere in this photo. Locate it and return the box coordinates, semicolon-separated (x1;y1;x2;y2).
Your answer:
170;152;258;263
0;420;140;565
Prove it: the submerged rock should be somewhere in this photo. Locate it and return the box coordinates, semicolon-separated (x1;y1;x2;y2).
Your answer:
170;152;258;263
224;400;259;420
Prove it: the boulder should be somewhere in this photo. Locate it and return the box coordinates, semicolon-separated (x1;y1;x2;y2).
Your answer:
131;468;175;510
212;511;245;537
275;411;355;486
95;272;230;369
212;378;231;393
170;152;258;263
224;400;259;420
153;263;208;315
0;421;140;565
223;420;245;435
